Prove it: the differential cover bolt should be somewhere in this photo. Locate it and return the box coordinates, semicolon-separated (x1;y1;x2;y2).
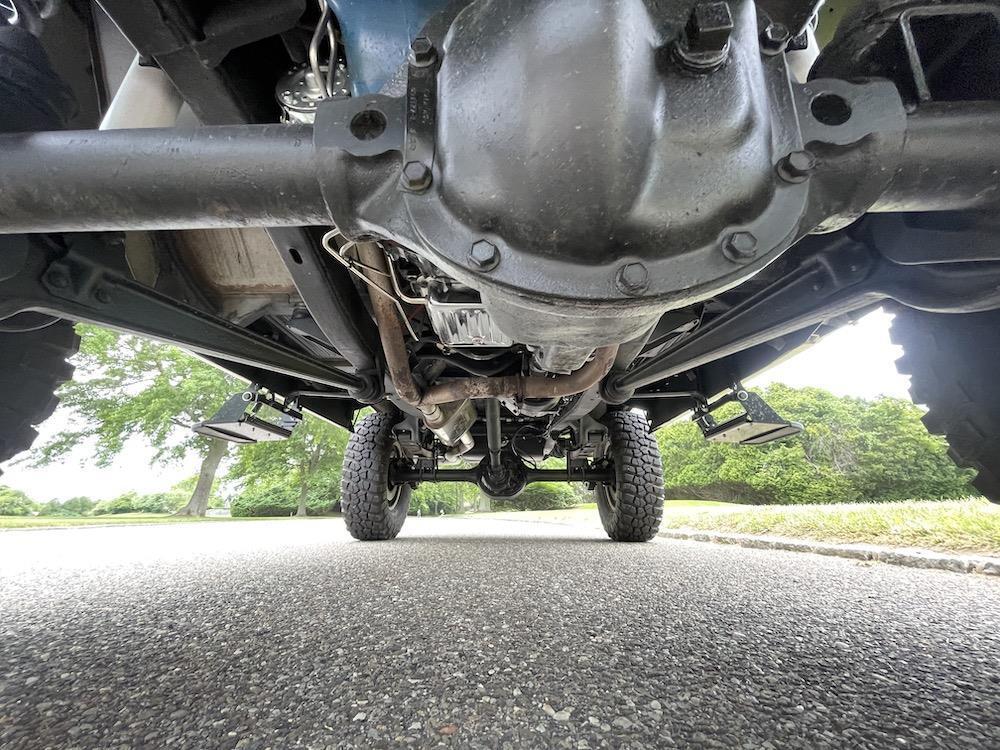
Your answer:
722;232;758;264
409;37;437;68
400;161;432;192
760;22;790;54
615;262;649;296
469;240;500;271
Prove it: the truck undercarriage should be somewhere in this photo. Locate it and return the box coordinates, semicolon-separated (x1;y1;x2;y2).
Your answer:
2;0;999;540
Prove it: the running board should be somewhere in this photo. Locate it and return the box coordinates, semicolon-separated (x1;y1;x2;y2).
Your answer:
694;390;802;446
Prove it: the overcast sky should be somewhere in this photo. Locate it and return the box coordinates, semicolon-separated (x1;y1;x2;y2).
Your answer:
2;308;911;502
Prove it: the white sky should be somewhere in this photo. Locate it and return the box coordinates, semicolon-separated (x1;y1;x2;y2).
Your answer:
1;308;910;502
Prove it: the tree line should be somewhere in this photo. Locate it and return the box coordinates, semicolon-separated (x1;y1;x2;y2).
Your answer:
657;383;973;504
0;326;978;517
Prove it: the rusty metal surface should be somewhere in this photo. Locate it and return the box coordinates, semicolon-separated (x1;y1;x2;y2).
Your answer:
173;228;297;296
419;346;619;406
359;237;619;408
355;241;424;405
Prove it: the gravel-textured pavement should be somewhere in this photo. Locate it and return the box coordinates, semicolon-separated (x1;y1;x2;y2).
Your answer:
1;517;999;749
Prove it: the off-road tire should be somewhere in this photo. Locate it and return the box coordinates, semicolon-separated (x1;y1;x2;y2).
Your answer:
0;321;79;470
341;412;411;541
595;410;665;542
891;308;1000;501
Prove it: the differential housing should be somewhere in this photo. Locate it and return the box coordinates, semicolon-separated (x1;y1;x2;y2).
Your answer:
318;0;902;368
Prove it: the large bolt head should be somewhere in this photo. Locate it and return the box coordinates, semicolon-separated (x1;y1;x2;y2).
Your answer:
760;22;790;52
722;232;758;264
686;2;734;53
777;150;817;183
409;36;436;67
469;240;500;271
46;271;70;288
400;161;432;191
615;262;649;296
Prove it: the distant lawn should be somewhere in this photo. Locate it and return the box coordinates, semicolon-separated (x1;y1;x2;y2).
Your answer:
0;513;237;529
478;498;1000;556
478;499;735;525
659;498;1000;556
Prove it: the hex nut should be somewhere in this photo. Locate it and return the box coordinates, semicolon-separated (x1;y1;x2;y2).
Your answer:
615;262;649;295
469;240;500;271
760;22;790;53
400;161;432;192
722;232;758;264
409;37;436;67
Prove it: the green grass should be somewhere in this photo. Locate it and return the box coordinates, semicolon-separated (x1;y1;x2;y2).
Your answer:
477;498;1000;556
476;499;729;525
8;499;998;557
662;499;735;510
659;498;1000;556
0;513;238;529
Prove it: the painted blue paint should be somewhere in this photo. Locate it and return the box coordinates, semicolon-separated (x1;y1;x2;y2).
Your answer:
327;0;452;96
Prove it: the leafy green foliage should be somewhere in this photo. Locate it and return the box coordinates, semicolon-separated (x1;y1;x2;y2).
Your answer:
37;496;96;516
228;414;348;517
657;384;975;504
32;325;241;468
25;325;242;516
493;482;579;511
91;490;186;515
0;486;37;516
411;481;479;515
229;482;336;517
166;475;226;509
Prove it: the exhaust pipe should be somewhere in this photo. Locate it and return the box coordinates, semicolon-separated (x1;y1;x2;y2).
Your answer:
355;242;618;407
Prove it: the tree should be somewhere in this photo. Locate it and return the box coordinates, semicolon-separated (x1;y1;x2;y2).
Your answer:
657;384;975;504
37;496;95;516
0;486;36;516
29;325;241;516
411;480;477;516
228;413;348;517
491;482;578;512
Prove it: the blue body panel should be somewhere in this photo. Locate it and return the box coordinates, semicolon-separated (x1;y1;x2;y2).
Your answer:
327;0;452;96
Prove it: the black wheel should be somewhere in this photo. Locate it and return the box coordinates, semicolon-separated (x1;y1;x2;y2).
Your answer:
0;320;79;472
891;308;1000;501
594;410;665;542
341;412;411;541
0;26;79;473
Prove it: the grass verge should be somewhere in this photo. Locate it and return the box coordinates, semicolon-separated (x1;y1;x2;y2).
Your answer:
478;498;1000;556
0;513;237;529
658;498;1000;556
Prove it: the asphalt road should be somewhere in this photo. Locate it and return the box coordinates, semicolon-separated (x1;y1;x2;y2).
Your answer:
1;517;999;750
